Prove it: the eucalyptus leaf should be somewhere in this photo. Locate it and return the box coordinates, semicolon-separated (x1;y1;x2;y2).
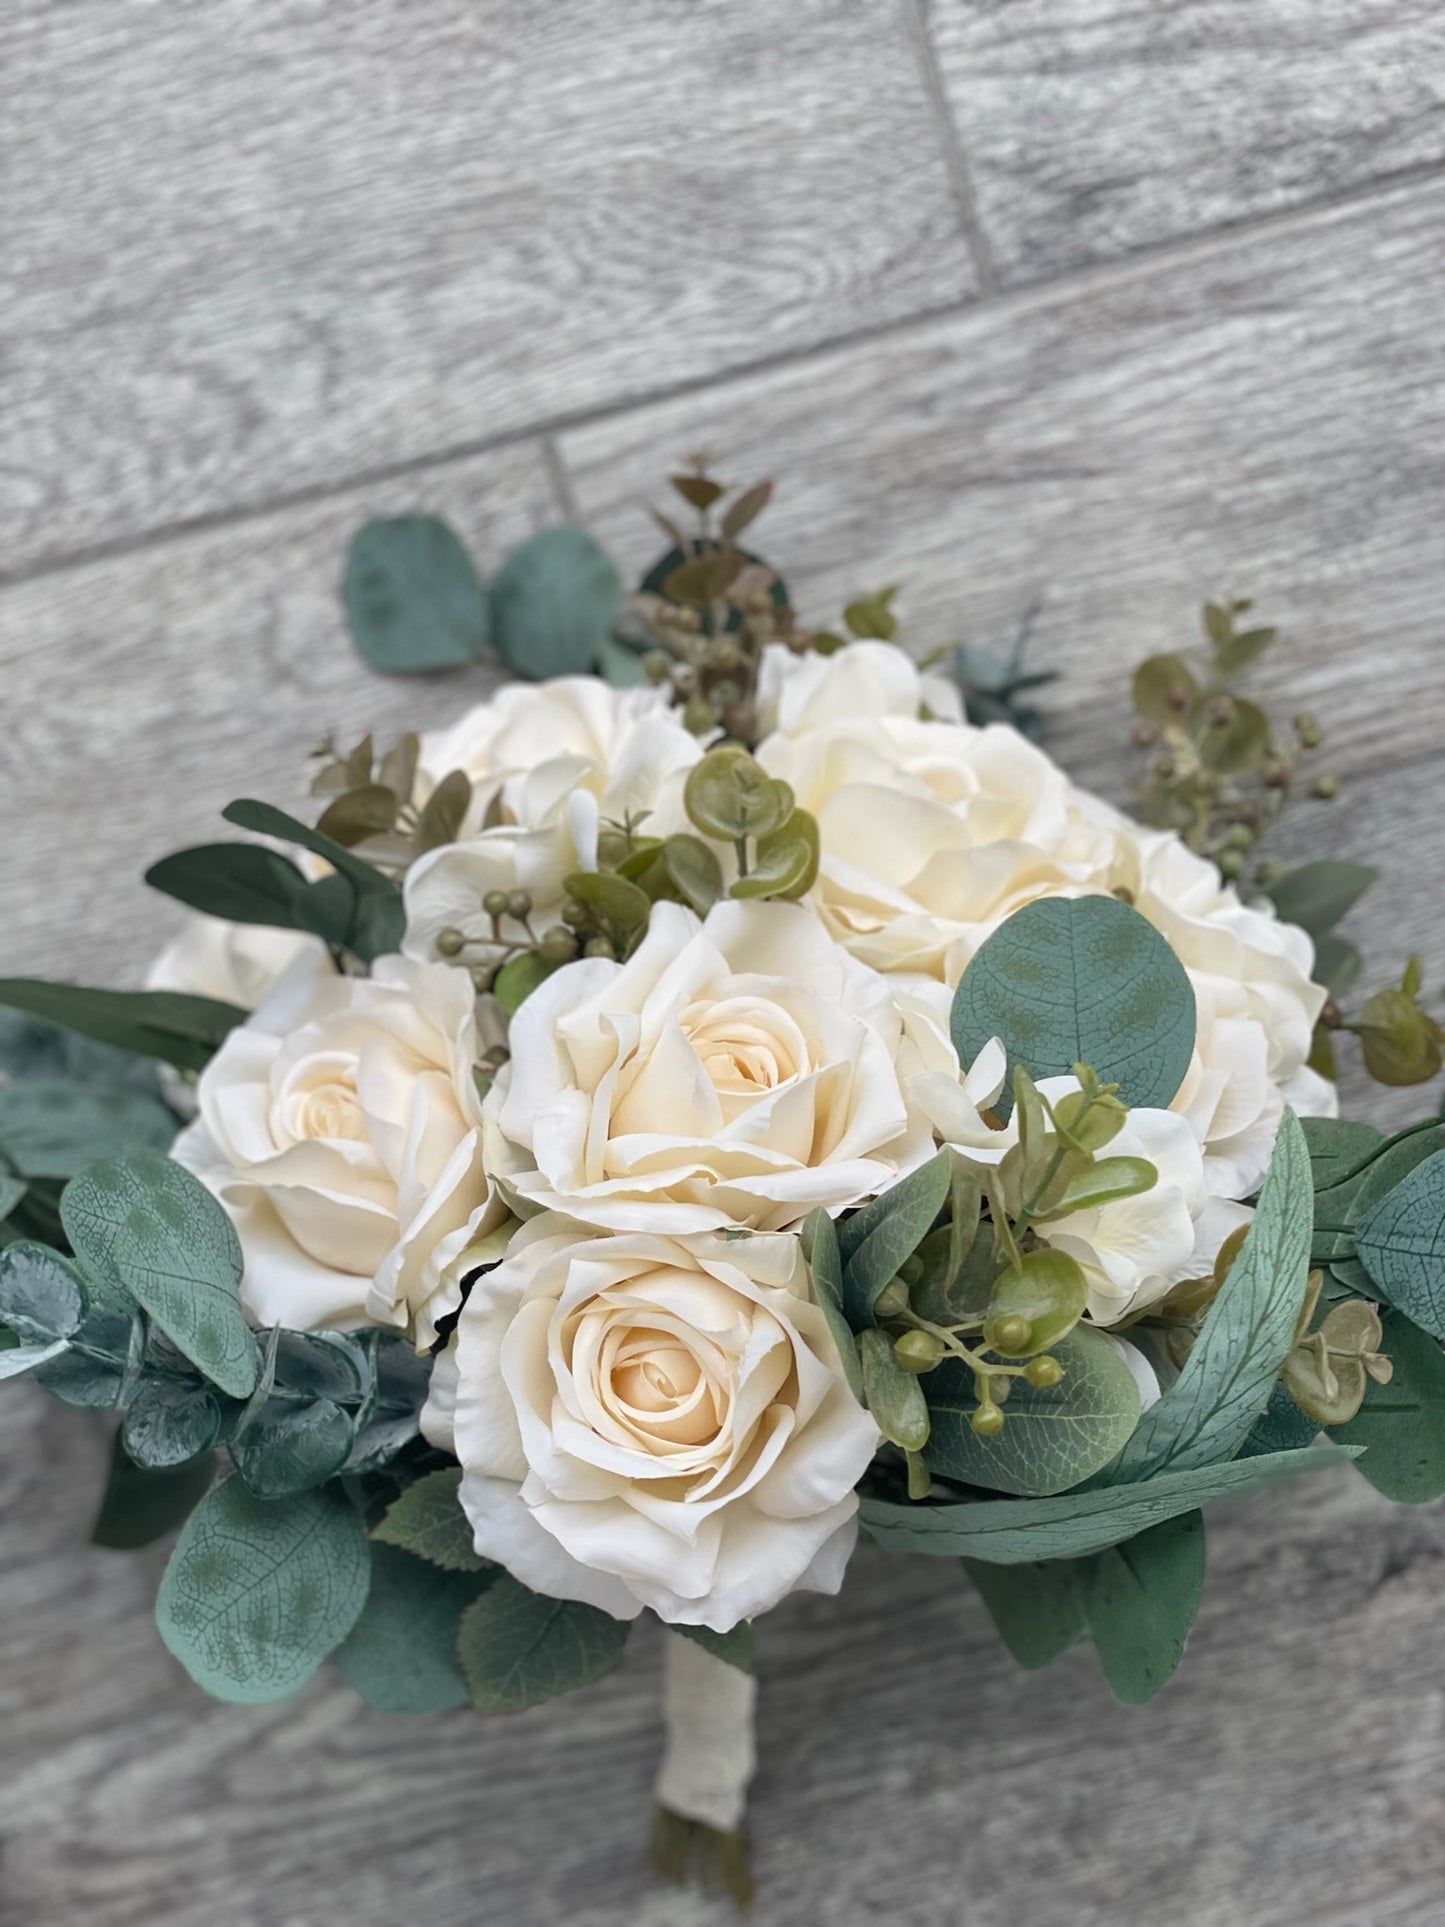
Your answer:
372;1465;491;1571
1080;1510;1205;1704
662;836;724;915
490;525;622;680
110;1165;258;1400
1336;1311;1445;1503
122;1378;224;1468
457;1573;629;1714
333;1544;498;1712
962;1557;1085;1669
840;1153;951;1326
61;1152;172;1309
950;897;1196;1113
0;1081;177;1179
91;1434;216;1549
1238;1376;1319;1460
0;1337;69;1379
1354;1151;1445;1339
0;1240;86;1342
221;801;404;962
0;981;244;1076
1109;1109;1313;1481
232;1394;355;1499
926;1326;1141;1496
156;1477;371;1704
342;514;491;674
803;1208;863;1402
859;1328;930;1452
34;1307;135;1407
860;1443;1359;1562
0;1173;27;1221
145;843;315;933
1265;860;1376;939
1302;1117;1385;1192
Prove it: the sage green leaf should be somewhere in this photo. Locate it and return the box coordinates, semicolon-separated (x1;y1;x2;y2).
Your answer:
662;835;724;915
1080;1510;1205;1705
839;1152;952;1325
950;896;1196;1112
0;1173;26;1221
1324;1124;1445;1284
1043;1156;1157;1216
232;1395;355;1498
0;1081;176;1179
1336;1310;1445;1502
803;1208;863;1402
221;801;404;961
673;1620;754;1673
962;1558;1085;1669
0;1240;86;1341
91;1433;216;1549
1238;1377;1318;1460
34;1307;135;1406
0;981;244;1076
1265;860;1376;939
1131;653;1198;722
860;1443;1359;1562
1109;1109;1313;1481
342;514;491;674
490;525;622;680
414;769;473;855
493;951;558;1015
271;1329;369;1404
860;1328;930;1452
61;1152;170;1308
926;1327;1141;1496
563;869;651;933
1194;694;1268;775
333;1544;498;1712
984;1249;1088;1357
372;1465;491;1571
729;831;813;901
111;1169;258;1399
315;784;400;847
145;843;314;931
596;630;649;687
1354;1151;1445;1338
122;1379;224;1469
156;1477;370;1704
1313;933;1363;997
0;1337;69;1379
457;1574;629;1714
1302;1116;1385;1191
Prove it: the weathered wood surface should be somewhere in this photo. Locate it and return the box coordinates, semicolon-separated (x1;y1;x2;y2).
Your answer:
1;0;975;577
923;0;1445;283
3;2;1445;1922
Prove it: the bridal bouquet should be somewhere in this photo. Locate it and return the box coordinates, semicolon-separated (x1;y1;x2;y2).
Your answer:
4;465;1443;1899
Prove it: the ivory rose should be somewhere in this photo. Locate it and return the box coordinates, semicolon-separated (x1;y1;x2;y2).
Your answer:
173;950;502;1339
755;640;1335;1196
404;677;701;965
421;1218;879;1630
482;899;935;1233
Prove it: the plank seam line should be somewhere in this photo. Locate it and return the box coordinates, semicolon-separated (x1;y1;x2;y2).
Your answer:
898;0;998;296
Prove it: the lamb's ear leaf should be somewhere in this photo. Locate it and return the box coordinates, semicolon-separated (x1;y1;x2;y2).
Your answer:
950;896;1196;1113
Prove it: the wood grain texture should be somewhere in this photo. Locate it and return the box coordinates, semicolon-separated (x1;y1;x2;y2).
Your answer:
1;0;975;577
2;1380;1443;1927
0;446;544;980
561;175;1445;1131
923;0;1445;283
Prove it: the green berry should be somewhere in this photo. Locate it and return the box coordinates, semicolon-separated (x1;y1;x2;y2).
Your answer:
435;926;467;958
970;1402;1005;1438
893;1329;943;1373
1025;1355;1064;1390
505;889;533;921
482;890;510;920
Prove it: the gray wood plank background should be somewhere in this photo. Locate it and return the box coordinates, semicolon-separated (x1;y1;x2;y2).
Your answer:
2;4;1443;1922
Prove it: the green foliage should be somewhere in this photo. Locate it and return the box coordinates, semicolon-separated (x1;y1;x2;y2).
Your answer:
0;1240;86;1344
838;1152;951;1326
231;1391;355;1499
983;1249;1088;1357
962;1558;1085;1669
860;1443;1359;1563
1302;1116;1385;1194
146;841;321;933
925;1327;1141;1496
60;1152;172;1307
220;800;405;961
1354;1150;1445;1340
156;1476;370;1704
111;1163;258;1400
91;1432;217;1549
333;1544;498;1712
122;1379;224;1468
1264;860;1376;940
1238;1377;1318;1460
1322;1123;1445;1285
33;1308;135;1406
490;525;622;680
950;896;1196;1113
802;1208;862;1402
1079;1510;1205;1704
456;1574;630;1714
0;1080;176;1179
342;514;491;674
673;1620;754;1673
372;1465;492;1572
859;1328;930;1452
0;980;243;1077
1336;1311;1445;1503
492;950;558;1015
1109;1110;1313;1480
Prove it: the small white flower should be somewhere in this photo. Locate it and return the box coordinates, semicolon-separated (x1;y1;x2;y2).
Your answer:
422;1217;879;1631
147;914;328;1011
482;899;936;1234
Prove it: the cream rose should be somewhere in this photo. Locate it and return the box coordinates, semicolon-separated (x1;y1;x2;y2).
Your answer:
483;899;934;1233
422;1217;879;1630
173;950;502;1339
405;677;701;965
755;641;1335;1198
146;913;329;1010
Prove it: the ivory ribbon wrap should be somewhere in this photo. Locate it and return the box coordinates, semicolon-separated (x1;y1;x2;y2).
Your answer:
654;1632;758;1833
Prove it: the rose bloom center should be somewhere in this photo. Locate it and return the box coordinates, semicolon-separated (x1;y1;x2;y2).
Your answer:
679;995;805;1104
275;1049;368;1144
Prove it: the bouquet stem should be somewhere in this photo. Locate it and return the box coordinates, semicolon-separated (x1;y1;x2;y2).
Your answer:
649;1631;758;1905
